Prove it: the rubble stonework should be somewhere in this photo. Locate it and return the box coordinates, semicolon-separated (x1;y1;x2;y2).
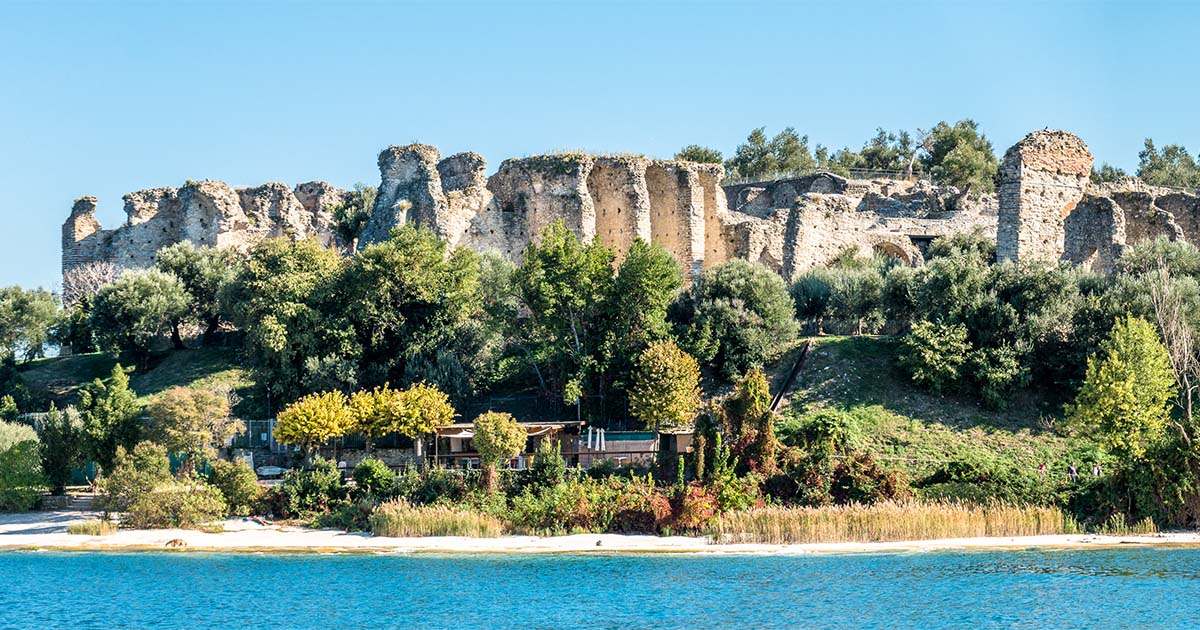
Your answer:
996;130;1094;263
62;181;347;273
63;129;1200;283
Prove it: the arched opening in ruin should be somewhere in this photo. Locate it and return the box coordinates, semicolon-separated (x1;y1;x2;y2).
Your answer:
1063;197;1123;272
872;241;914;265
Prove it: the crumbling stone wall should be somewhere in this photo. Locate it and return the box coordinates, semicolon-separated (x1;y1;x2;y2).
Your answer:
62;180;347;275
996;130;1093;263
76;129;1200;288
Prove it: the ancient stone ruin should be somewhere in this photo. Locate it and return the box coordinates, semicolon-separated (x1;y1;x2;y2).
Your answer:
61;130;1200;282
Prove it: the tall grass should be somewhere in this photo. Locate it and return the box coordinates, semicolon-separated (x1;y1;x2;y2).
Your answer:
67;519;118;536
706;502;1080;544
370;500;504;538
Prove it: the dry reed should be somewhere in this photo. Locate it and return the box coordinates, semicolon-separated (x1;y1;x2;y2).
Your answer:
706;501;1080;544
369;500;504;538
67;519;118;536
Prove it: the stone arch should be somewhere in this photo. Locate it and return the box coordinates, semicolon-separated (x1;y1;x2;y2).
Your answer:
871;239;918;265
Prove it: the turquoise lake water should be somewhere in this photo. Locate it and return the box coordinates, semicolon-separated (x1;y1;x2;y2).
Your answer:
2;548;1199;628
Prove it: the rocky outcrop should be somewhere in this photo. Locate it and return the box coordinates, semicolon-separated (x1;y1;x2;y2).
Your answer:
362;144;446;247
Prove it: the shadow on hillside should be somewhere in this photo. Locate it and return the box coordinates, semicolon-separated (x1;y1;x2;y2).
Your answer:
791;335;1060;434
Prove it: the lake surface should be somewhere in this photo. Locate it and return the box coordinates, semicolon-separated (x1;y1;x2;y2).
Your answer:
2;548;1199;628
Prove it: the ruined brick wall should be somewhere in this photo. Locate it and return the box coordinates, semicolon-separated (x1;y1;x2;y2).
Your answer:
996;130;1093;263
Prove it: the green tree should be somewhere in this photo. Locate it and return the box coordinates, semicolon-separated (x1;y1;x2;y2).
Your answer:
78;364;140;473
472;411;526;492
37;404;83;494
155;241;243;344
628;340;701;431
333;225;483;394
674;145;723;164
97;441;172;513
674;259;800;380
1068;316;1176;460
349;383;454;455
725;127;816;180
1092;163;1128;183
1137;139;1200;188
205;459;262;516
273;391;353;458
0;286;59;362
330;184;378;251
920;119;998;192
144;387;244;471
723;367;776;474
90;270;190;364
898;320;970;394
513;221;615;416
0;395;15;422
224;238;346;402
0;420;45;511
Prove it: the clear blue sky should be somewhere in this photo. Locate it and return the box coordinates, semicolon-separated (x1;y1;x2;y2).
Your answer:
2;0;1197;290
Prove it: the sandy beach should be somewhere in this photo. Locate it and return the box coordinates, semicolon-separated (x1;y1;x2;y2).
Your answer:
3;510;1200;555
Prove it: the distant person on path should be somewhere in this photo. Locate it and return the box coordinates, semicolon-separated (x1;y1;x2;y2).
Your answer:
1038;462;1046;477
1092;463;1101;477
1068;464;1079;482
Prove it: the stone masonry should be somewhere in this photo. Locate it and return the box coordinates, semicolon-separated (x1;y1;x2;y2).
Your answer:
62;129;1200;282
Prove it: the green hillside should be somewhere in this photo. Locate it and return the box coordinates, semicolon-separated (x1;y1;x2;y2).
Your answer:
786;336;1087;497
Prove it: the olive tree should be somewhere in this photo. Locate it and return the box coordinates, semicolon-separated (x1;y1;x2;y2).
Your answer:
145;387;245;472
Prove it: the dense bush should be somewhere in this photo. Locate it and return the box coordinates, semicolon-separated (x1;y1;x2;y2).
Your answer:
351;458;397;499
0;421;45;511
528;439;566;490
673;259;799;380
98;442;173;513
206;459;263;517
277;457;346;517
123;481;227;529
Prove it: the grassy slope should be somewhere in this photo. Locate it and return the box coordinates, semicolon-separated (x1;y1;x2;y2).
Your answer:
18;347;262;416
787;336;1083;480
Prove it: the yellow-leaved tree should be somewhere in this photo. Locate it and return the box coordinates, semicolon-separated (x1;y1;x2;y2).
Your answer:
348;383;454;456
274;391;353;459
1068;316;1176;460
472;411;526;492
628;340;701;432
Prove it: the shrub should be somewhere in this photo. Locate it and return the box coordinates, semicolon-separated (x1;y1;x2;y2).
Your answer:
830;451;911;504
898;320;969;394
529;439;566;490
395;466;474;505
68;519;117;535
672;484;718;532
609;476;673;534
0;422;45;512
351;458;397;499
277;457;345;517
370;500;504;537
206;459;263;517
123;480;227;529
507;478;617;535
98;442;172;513
674;259;799;380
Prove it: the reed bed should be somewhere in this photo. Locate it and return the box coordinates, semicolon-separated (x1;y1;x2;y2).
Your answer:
706;502;1080;544
67;519;118;536
369;501;504;538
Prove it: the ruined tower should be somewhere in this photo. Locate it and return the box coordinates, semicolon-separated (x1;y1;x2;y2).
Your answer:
996;130;1093;263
